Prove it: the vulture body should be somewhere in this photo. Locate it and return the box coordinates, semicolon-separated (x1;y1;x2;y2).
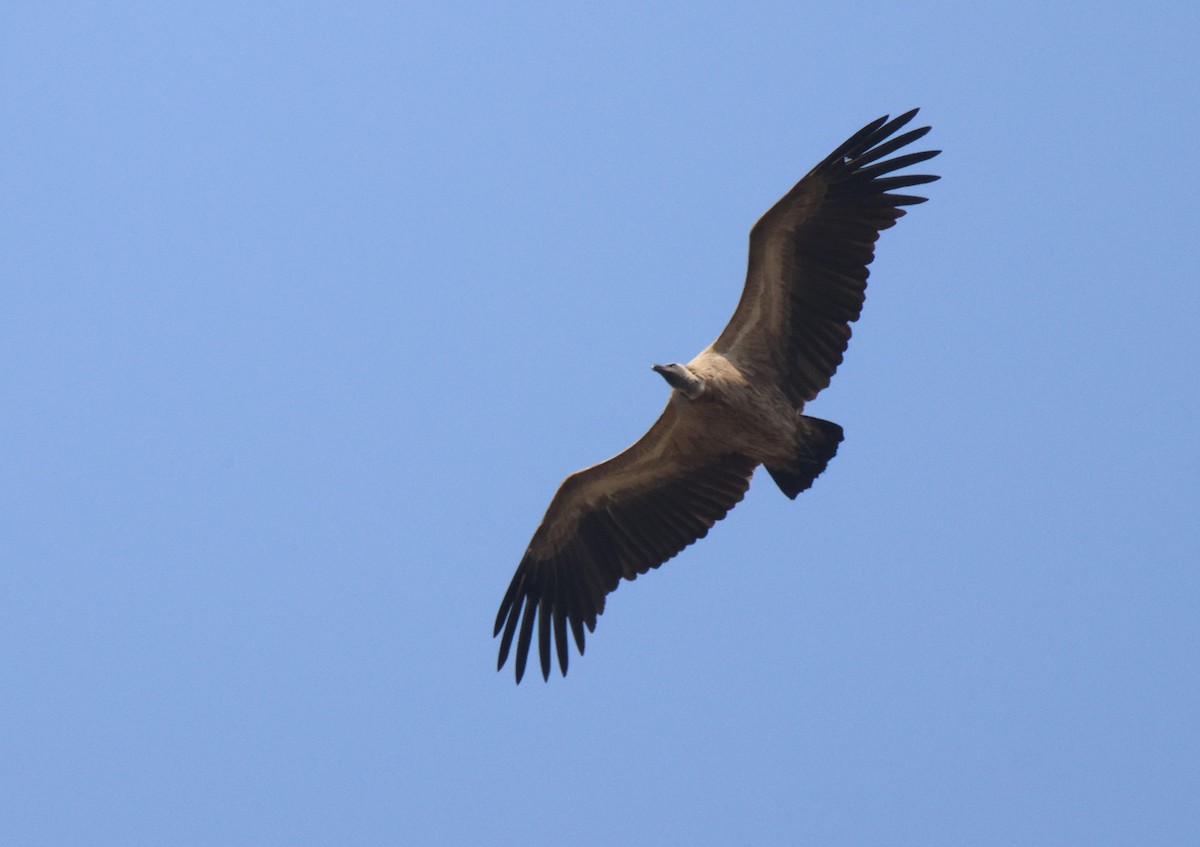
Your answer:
495;110;940;682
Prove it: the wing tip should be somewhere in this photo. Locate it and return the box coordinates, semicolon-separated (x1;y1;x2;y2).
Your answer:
494;559;583;684
818;109;937;175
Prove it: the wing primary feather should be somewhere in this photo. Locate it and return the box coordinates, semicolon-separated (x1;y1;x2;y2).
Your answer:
822;115;890;165
493;571;521;637
852;126;932;167
852;149;941;179
871;174;941;192
565;571;587;655
537;593;552;681
553;576;569;676
818;109;920;171
495;573;524;670
514;593;537;683
868;109;921;145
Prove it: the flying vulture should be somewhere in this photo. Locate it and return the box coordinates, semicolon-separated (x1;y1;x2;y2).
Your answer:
495;109;939;682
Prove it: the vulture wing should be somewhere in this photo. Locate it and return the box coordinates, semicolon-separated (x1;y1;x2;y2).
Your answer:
494;396;757;682
713;109;940;405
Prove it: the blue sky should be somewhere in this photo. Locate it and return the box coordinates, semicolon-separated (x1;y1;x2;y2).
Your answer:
3;1;1198;844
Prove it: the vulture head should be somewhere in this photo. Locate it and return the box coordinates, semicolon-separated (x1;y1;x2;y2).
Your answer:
652;363;704;399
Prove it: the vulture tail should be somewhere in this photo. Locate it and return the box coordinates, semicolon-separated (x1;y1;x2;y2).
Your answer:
765;416;845;500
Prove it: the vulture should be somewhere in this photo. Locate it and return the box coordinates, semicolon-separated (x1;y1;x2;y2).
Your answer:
495;109;939;682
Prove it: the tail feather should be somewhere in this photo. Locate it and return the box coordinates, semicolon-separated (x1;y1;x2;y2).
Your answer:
765;416;844;500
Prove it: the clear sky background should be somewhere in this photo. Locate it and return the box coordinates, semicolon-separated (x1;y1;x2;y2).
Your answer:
3;1;1198;844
